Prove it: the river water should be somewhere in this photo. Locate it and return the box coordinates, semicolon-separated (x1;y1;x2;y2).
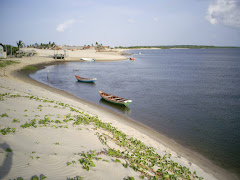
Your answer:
30;48;240;175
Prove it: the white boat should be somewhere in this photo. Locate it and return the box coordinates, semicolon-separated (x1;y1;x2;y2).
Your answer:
81;58;95;62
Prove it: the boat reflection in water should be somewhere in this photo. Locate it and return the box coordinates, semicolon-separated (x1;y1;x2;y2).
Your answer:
99;99;132;114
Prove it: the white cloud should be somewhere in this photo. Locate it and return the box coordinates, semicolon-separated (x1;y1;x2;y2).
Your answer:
153;17;159;22
56;19;76;32
206;0;240;28
127;18;136;23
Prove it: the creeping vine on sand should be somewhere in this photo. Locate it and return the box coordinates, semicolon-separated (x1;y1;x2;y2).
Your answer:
0;91;203;180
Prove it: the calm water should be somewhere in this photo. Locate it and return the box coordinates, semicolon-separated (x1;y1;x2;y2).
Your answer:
31;49;240;175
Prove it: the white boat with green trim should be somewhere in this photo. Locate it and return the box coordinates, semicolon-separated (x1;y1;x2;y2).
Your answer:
81;58;95;62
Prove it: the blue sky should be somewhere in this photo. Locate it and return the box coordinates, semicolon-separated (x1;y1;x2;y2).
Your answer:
1;0;240;47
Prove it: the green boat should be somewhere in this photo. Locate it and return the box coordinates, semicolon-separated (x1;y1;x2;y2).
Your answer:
98;91;132;107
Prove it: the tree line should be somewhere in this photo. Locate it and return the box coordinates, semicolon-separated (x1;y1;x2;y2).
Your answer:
2;40;57;56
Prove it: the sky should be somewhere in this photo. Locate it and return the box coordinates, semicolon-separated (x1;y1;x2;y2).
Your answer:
0;0;240;47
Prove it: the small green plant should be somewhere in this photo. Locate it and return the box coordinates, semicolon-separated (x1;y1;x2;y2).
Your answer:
55;142;60;145
0;127;16;135
22;65;37;72
68;177;83;180
67;162;72;166
21;119;37;128
30;175;47;180
79;150;97;171
123;163;128;168
115;159;121;163
12;118;20;123
39;117;51;125
1;113;8;117
126;177;135;180
5;148;12;152
55;120;62;124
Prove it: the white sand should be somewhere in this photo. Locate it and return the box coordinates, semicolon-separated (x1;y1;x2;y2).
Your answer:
0;52;238;180
24;48;128;61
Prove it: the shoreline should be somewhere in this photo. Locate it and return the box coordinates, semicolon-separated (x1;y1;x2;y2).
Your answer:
1;55;239;179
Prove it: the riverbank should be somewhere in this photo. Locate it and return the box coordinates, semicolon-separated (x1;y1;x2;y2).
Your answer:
0;55;238;179
20;48;128;61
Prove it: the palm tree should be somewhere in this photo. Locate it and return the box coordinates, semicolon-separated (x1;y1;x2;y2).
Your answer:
16;40;23;48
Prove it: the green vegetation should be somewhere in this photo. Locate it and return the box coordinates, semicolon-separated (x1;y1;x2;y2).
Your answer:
2;44;19;56
0;60;20;68
20;119;37;128
5;148;12;152
21;66;37;72
12;119;20;123
1;113;9;117
31;175;47;180
0;127;16;135
12;175;47;180
79;150;97;171
16;40;24;48
0;92;203;180
27;41;56;49
68;177;83;180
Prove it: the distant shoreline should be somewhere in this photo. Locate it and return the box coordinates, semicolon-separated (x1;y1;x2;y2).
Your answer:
116;45;240;50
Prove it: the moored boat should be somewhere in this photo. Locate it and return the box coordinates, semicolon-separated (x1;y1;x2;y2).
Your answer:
130;57;135;60
98;91;132;107
81;58;95;62
75;75;97;83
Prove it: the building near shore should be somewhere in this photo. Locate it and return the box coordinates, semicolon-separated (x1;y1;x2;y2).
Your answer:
0;43;6;58
61;46;84;50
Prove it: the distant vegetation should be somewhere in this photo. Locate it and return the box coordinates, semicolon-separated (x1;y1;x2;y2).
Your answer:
21;65;37;73
115;45;240;49
2;44;19;56
0;60;19;68
27;41;56;49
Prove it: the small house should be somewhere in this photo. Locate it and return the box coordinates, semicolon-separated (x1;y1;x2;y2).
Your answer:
0;43;5;58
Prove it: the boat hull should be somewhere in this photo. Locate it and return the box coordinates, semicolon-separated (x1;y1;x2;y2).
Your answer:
75;75;97;83
77;79;96;83
101;98;131;106
98;91;132;107
81;58;95;62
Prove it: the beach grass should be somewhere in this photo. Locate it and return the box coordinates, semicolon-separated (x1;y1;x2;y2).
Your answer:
21;65;38;72
0;60;20;68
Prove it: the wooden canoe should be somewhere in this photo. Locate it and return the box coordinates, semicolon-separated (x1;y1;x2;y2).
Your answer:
98;91;132;107
75;75;97;83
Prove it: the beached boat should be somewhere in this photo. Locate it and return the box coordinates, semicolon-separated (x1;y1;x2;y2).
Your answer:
98;91;132;107
75;75;97;83
130;57;135;60
81;58;95;62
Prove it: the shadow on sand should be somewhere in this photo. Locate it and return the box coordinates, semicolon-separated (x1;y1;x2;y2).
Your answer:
0;142;13;179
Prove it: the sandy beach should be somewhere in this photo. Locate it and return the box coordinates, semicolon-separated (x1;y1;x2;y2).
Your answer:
0;49;238;180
